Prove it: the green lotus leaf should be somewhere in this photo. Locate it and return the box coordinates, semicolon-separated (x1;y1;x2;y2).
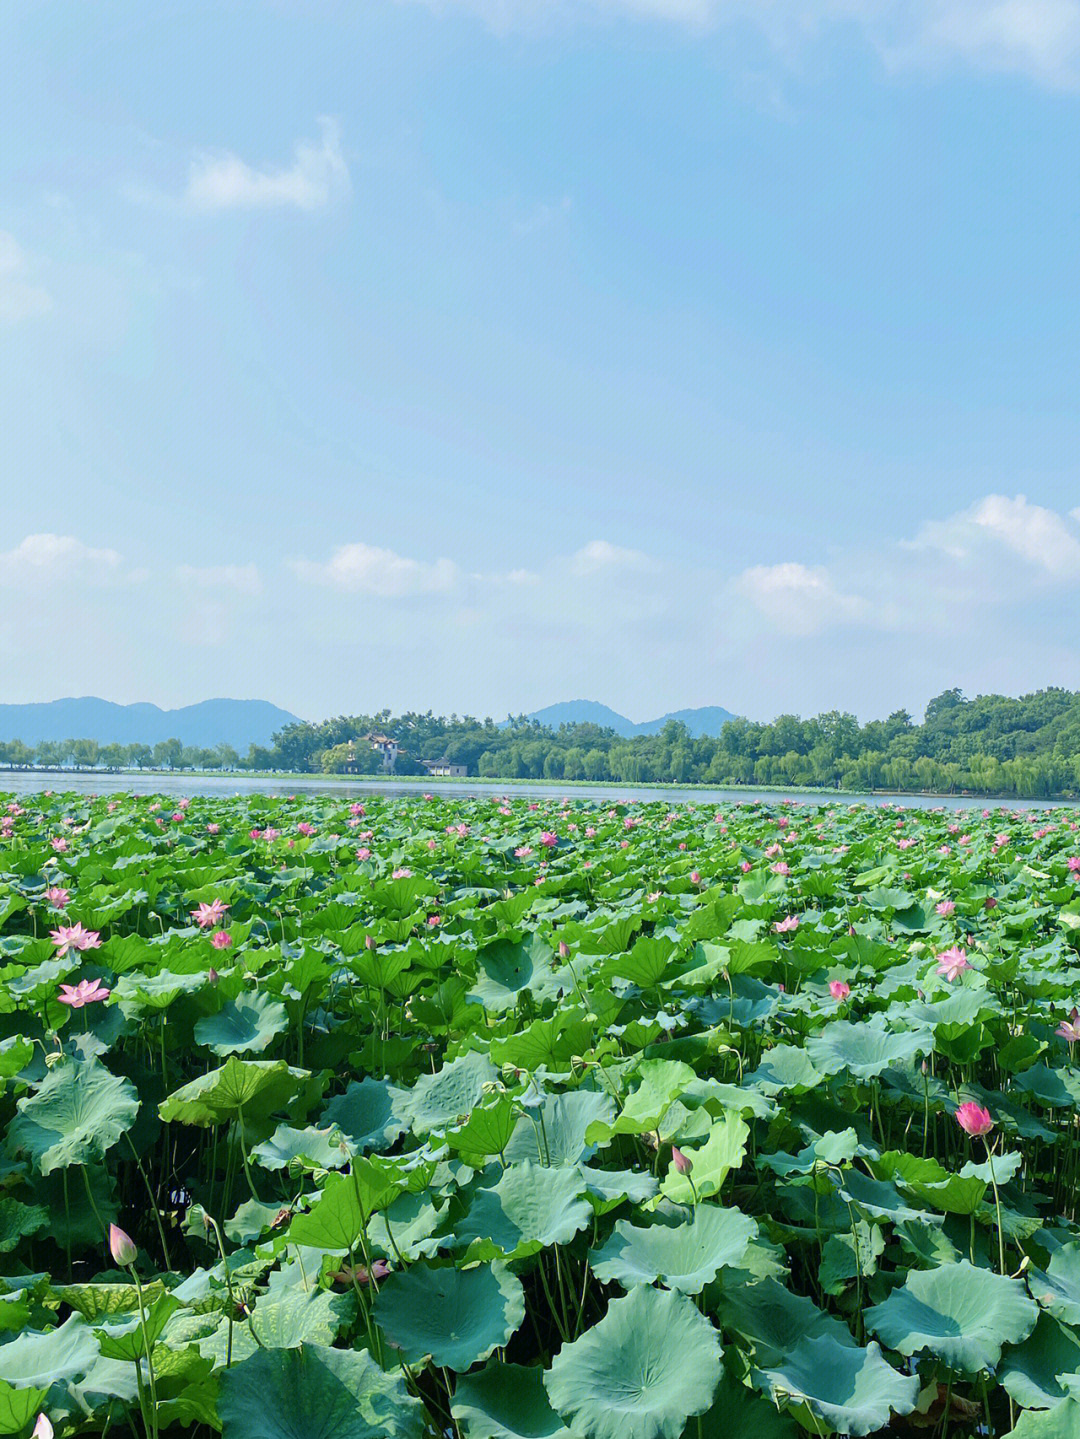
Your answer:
0;1199;48;1252
578;1166;661;1210
447;1096;520;1160
321;1077;409;1153
999;1312;1080;1409
1006;1400;1080;1439
590;1204;757;1294
755;1335;919;1437
865;1258;1037;1371
585;1059;695;1143
159;1057;310;1126
834;1169;941;1226
218;1342;424;1439
400;1051;498;1135
287;1163;407;1249
248;1284;354;1349
543;1286;722;1439
374;1261;525;1371
720;1277;856;1366
368;1190;444;1261
0;1381;48;1436
194;992;289;1055
806;1018;933;1080
471;935;562;1011
760;1128;858;1178
747;1046;823;1096
452;1362;572;1439
658;1110;749;1204
250;1123;348;1171
0;1313;99;1387
1030;1242;1080;1324
696;1371;798;1437
7;1059;139;1175
503;1089;615;1166
453;1161;592;1260
95;1292;180;1361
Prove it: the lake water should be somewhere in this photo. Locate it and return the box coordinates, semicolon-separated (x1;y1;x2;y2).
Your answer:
0;771;1075;812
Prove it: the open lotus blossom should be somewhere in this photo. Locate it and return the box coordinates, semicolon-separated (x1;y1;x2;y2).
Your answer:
108;1224;138;1267
770;861;791;876
330;1259;389;1287
935;899;956;916
391;867;412;879
297;822;315;836
49;923;102;957
1058;1009;1080;1042
58;978;111;1008
829;980;850;1001
774;914;799;934
43;887;70;909
210;931;233;950
192;899;230;928
540;831;558;848
935;946;970;982
356;848;371;861
206;823;220;834
955;1102;994;1138
689;870;701;884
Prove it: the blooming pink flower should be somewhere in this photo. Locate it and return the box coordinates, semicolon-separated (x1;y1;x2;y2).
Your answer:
515;846;533;858
297;822;316;837
585;826;596;838
192;899;230;929
356;848;371;861
43;887;70;909
170;812;184;823
350;803;365;817
427;914;441;927
690;870;701;884
829;980;850;1001
739;860;751;873
1068;857;1080;874
57;978;110;1008
210;931;233;950
935;946;970;982
206;823;220;834
774;914;799;934
770;861;790;876
50;923;102;957
935;899;956;917
262;828;281;842
540;831;558;848
1058;1009;1080;1043
249;828;262;840
955;1102;993;1137
391;867;412;879
50;838;68;853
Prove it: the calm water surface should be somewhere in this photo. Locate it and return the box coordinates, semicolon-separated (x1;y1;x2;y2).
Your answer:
0;771;1075;812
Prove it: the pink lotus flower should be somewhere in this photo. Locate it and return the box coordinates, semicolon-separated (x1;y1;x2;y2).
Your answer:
540;831;558;848
50;837;68;853
690;870;701;884
955;1102;993;1137
330;1258;389;1286
739;860;751;873
585;826;596;838
985;896;997;910
897;837;916;850
57;978;111;1008
770;861;791;876
297;822;316;836
935;946;970;982
829;980;850;1001
350;803;365;817
43;887;70;909
192;899;230;929
1068;857;1080;874
210;931;233;950
515;846;533;858
427;914;441;927
262;827;281;842
356;848;372;861
108;1223;138;1266
391;867;412;879
774;914;799;934
935;899;956;917
206;823;220;834
671;1146;693;1175
50;923;102;957
1058;1009;1080;1043
33;1415;53;1439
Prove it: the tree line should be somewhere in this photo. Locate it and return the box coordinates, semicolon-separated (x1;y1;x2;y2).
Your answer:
5;687;1080;797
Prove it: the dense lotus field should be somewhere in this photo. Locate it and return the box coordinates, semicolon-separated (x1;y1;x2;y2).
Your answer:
3;796;1080;1437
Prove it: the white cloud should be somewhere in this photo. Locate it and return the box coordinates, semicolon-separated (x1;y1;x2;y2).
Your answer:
735;561;867;635
907;493;1080;578
401;0;1080;85
0;534;125;585
183;118;350;212
176;563;262;596
570;539;659;577
290;542;458;597
0;233;52;324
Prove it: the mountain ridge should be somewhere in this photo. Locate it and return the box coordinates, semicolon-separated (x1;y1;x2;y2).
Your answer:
520;700;737;738
0;698;303;750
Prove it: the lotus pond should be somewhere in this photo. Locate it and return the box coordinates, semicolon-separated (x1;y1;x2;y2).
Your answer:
2;792;1080;1438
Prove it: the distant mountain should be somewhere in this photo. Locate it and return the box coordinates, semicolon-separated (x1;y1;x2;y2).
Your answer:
519;701;737;738
0;698;302;750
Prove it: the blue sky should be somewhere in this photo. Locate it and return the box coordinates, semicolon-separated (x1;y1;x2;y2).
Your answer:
2;0;1079;725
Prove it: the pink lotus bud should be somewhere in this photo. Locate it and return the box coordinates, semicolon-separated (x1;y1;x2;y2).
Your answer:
108;1224;138;1267
828;980;850;1001
955;1102;994;1137
33;1417;53;1439
671;1146;693;1176
207;968;219;985
690;871;701;885
558;941;570;959
365;934;377;951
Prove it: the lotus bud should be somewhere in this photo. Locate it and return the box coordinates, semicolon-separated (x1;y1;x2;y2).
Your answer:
207;968;219;986
365;934;377;951
558;941;569;959
671;1146;693;1176
33;1417;54;1439
108;1223;138;1267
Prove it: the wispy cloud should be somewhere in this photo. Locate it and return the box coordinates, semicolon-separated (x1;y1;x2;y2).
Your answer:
182;118;350;212
905;493;1080;579
735;561;867;636
290;542;458;596
401;0;1080;86
0;534;130;585
0;233;52;325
